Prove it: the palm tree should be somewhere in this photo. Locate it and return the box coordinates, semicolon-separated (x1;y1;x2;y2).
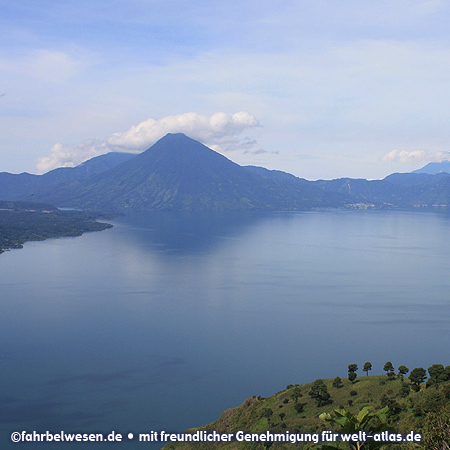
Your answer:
310;406;394;450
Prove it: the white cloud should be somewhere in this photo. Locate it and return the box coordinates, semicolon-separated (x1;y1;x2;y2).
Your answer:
36;140;110;172
36;111;260;173
106;111;259;149
381;149;450;164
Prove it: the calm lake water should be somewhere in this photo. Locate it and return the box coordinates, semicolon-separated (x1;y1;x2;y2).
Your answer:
1;209;450;448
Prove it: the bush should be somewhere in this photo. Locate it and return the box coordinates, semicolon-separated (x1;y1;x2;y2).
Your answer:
294;402;306;414
261;408;273;419
290;387;303;402
350;390;357;397
381;395;402;416
400;384;410;397
421;391;446;413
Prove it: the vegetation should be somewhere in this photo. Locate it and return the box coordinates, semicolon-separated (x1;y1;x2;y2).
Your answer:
422;407;450;449
409;368;427;392
363;362;372;377
0;201;118;253
317;406;394;449
161;362;450;450
427;364;450;388
309;379;331;407
383;362;396;381
398;366;409;381
348;364;358;383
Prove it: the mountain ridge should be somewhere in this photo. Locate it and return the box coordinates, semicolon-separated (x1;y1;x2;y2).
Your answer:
34;133;350;210
2;134;450;210
0;151;135;201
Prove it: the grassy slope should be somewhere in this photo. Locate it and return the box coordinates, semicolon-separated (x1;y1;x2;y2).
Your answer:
162;375;449;450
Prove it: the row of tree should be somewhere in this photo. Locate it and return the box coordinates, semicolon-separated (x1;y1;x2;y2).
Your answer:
345;362;450;390
308;362;450;407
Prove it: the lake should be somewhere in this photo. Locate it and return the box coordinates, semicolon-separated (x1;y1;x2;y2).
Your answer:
1;209;450;449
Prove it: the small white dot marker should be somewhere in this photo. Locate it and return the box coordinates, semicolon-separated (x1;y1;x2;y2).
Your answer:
128;433;134;440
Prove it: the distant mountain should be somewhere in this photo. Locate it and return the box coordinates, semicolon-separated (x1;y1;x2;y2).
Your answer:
0;152;135;201
5;135;450;210
42;152;136;185
384;172;450;184
243;165;305;183
313;171;450;207
36;133;350;210
413;160;450;175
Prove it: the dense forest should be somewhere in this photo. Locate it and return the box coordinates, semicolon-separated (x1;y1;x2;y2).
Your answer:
0;201;117;253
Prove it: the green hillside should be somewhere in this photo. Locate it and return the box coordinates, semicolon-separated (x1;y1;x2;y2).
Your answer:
162;368;450;450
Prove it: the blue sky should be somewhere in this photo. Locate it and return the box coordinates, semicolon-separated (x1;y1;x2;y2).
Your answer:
2;0;450;179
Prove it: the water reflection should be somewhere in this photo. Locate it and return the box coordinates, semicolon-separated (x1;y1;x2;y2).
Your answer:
112;210;297;255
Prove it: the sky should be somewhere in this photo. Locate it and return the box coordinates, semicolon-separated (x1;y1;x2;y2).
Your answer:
2;0;450;180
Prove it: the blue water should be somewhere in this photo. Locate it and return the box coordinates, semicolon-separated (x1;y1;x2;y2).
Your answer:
1;209;450;448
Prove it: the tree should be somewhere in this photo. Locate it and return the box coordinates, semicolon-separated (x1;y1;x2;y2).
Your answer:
445;365;450;381
290;386;303;402
363;362;372;376
428;364;446;388
317;406;395;449
397;365;409;381
387;371;396;381
383;361;395;380
348;364;358;383
332;376;343;388
409;367;427;391
309;379;331;407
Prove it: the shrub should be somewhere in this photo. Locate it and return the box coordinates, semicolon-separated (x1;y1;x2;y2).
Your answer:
294;402;306;414
400;384;410;398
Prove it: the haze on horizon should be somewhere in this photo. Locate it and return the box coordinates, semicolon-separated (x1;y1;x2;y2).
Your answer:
2;0;450;181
